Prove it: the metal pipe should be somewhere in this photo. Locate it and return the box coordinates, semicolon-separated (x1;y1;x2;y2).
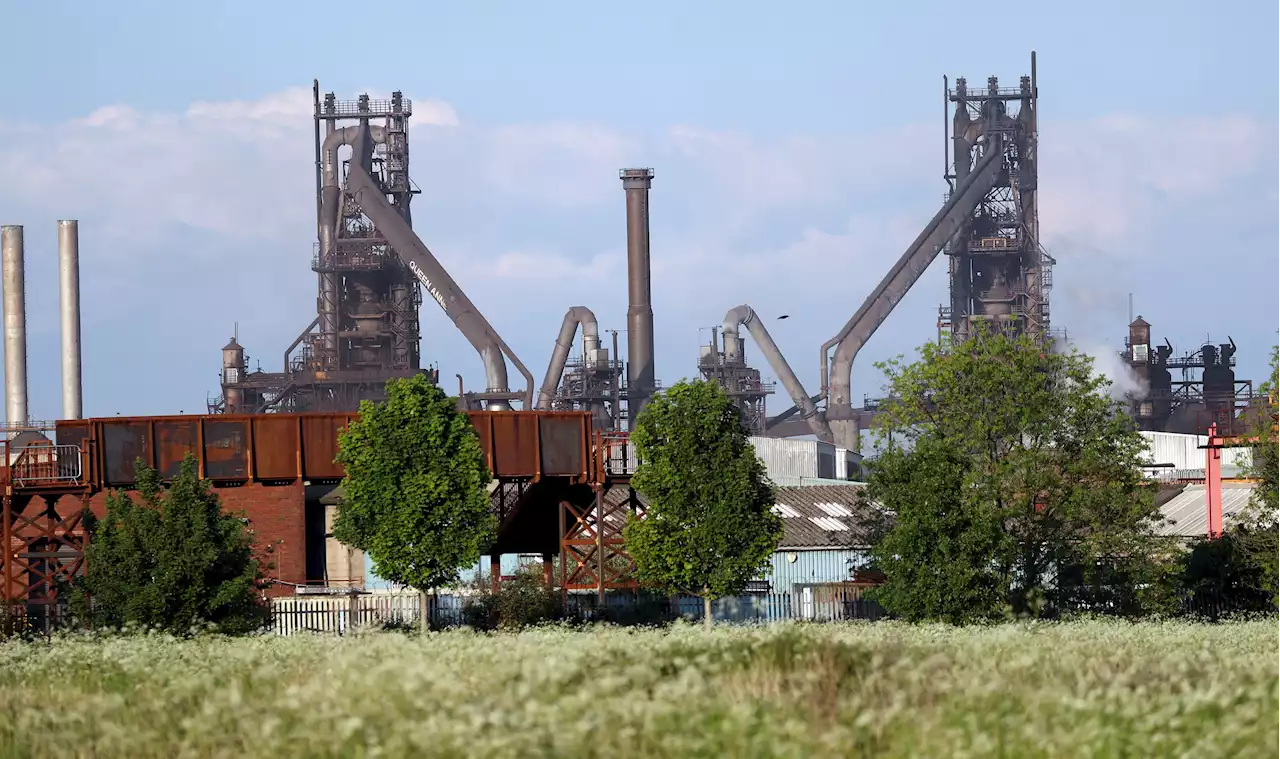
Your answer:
821;136;1007;451
58;220;83;419
537;307;601;409
1;225;27;427
313;80;323;242
318;124;388;360
722;305;826;439
621;168;655;428
344;162;535;409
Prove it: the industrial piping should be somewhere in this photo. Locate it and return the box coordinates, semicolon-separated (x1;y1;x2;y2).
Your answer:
537;306;601;410
58;220;83;419
821;135;1007;451
344;162;534;409
722;305;826;439
621;168;655;428
318;124;388;358
1;225;27;427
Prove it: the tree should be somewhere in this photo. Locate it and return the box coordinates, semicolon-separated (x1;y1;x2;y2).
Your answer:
72;455;268;635
868;328;1164;619
865;436;1013;624
332;374;496;631
1223;327;1280;606
623;379;782;630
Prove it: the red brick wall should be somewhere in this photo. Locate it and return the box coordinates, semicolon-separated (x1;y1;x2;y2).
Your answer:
78;481;306;598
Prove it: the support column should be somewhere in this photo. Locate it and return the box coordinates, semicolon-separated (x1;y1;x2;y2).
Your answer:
1205;423;1223;539
595;485;605;604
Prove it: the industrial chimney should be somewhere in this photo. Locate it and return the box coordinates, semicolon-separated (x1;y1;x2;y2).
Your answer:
58;220;83;419
1;224;28;428
621;168;655;429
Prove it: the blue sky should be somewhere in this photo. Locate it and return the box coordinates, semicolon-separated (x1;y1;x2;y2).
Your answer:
0;1;1276;420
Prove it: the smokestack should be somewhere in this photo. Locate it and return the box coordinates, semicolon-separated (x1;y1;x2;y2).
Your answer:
621;168;655;428
58;220;83;419
1;225;28;428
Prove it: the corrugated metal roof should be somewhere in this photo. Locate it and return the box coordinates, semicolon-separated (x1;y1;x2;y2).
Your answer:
1155;484;1258;537
607;483;880;549
773;484;881;549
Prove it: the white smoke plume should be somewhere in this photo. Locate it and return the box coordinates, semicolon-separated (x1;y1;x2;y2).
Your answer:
1069;339;1149;402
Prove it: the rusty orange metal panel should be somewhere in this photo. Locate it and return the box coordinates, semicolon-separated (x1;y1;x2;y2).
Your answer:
155;419;200;479
202;419;249;480
487;412;539;478
54;422;89;454
466;413;496;474
301;415;348;480
100;420;152;486
253;416;302;480
537;413;589;478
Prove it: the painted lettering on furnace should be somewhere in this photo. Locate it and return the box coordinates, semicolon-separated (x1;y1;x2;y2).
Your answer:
409;261;447;311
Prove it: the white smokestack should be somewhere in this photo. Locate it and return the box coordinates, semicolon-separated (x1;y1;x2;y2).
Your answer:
59;220;83;419
1;224;28;428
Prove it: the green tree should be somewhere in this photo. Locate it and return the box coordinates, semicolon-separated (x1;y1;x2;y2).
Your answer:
865;436;1013;623
623;379;782;630
332;374;496;631
72;455;268;635
1233;327;1280;606
868;328;1164;619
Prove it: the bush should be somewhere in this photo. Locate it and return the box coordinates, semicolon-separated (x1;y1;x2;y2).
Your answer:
70;455;268;636
462;565;562;630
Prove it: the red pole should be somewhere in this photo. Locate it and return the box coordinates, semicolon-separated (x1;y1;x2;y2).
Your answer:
1205;423;1223;539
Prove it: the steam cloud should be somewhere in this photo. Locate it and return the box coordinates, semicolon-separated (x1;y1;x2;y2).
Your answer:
1070;339;1149;402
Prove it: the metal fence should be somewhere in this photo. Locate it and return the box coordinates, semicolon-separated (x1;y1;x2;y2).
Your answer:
266;590;887;635
4;589;1268;639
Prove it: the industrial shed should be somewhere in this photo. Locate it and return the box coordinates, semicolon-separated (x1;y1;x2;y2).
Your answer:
764;484;882;592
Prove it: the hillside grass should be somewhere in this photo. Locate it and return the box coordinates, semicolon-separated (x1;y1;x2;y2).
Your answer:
1;619;1275;758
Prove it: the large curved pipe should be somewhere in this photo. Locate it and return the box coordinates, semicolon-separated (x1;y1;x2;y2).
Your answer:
345;162;535;409
822;136;1006;451
318;125;388;358
320;124;388;258
722;305;827;440
536;307;601;410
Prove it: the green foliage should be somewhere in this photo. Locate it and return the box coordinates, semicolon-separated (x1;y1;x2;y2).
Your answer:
865;436;1012;624
1222;344;1280;607
868;328;1166;620
72;455;268;635
624;380;783;606
1179;525;1279;616
463;565;562;630
332;374;496;594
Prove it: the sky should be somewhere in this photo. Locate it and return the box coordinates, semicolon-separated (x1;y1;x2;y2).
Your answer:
0;1;1276;421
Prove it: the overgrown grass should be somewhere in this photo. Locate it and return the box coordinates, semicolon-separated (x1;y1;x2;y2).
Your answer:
1;619;1275;758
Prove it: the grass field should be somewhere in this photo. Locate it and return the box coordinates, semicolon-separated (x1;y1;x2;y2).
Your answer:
1;619;1275;758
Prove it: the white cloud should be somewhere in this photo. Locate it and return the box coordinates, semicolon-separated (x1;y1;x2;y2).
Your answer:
479;123;636;207
1038;113;1273;252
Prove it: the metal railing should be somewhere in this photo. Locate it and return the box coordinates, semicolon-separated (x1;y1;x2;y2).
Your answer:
8;444;85;487
318;98;413;119
594;432;636;479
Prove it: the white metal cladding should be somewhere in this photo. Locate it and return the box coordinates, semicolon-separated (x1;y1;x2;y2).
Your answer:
749;437;838;479
834;448;863;481
763;548;870;589
1139;431;1254;472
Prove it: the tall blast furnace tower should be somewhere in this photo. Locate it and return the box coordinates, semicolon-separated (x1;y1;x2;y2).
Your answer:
211;84;433;413
940;57;1054;344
